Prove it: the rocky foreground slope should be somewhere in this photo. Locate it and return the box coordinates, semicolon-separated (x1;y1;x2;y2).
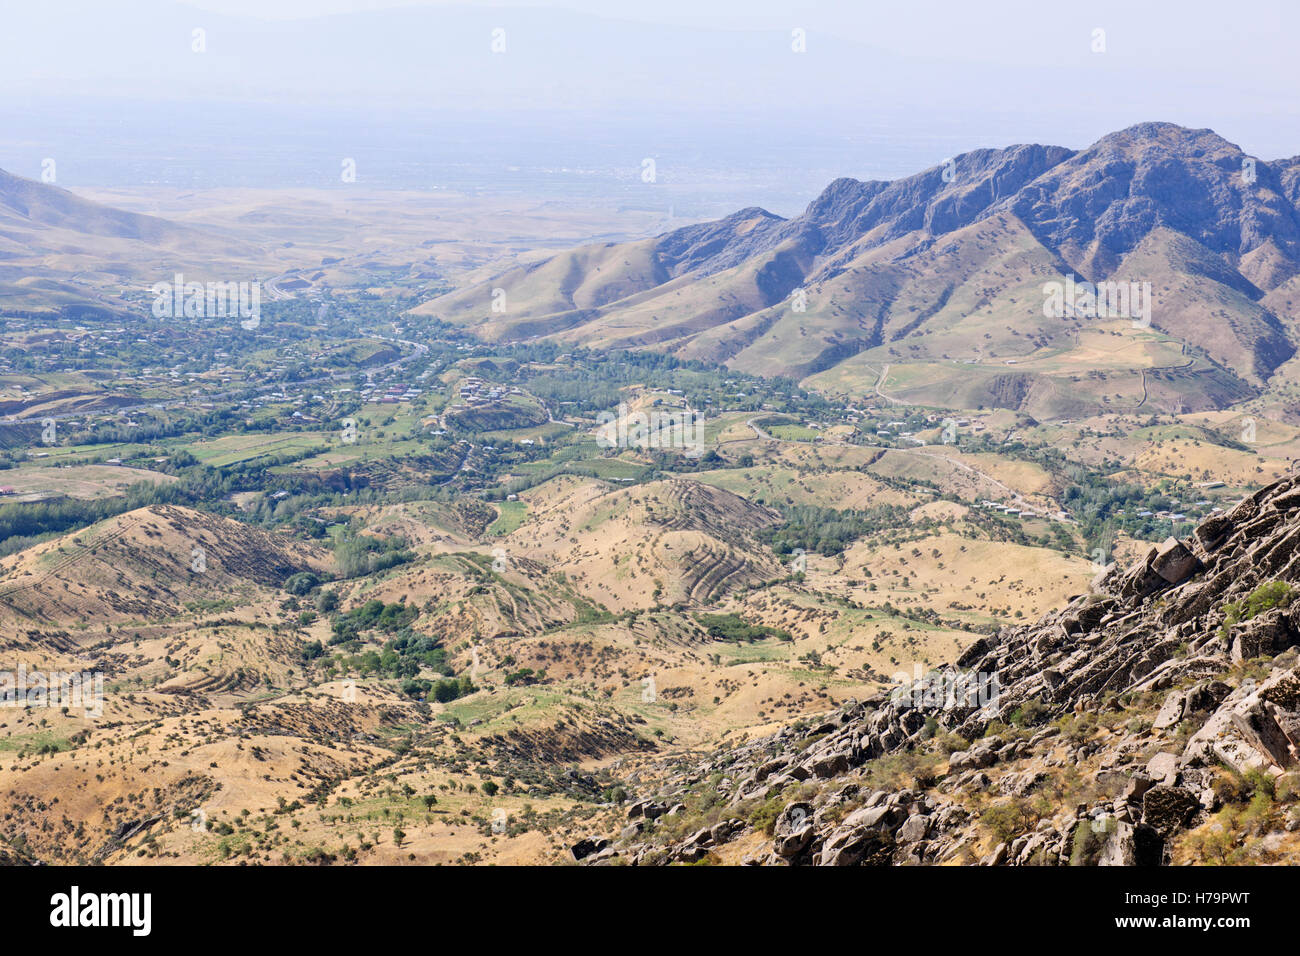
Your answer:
581;474;1300;865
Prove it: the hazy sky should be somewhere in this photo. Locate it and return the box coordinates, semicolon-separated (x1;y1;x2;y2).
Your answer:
163;0;1296;79
2;1;1297;209
8;2;1289;124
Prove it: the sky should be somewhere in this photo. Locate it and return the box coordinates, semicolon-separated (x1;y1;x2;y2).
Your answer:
1;1;1296;212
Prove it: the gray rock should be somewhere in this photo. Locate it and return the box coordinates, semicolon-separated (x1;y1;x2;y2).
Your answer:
1098;821;1164;866
773;823;814;860
1141;786;1200;836
1153;690;1188;730
571;836;610;860
708;819;744;845
1151;537;1198;585
1145;752;1181;786
1000;770;1047;796
1230;609;1296;662
819;826;895;866
773;802;813;842
1123;773;1155;803
840;804;896;831
898;813;931;842
979;842;1008;866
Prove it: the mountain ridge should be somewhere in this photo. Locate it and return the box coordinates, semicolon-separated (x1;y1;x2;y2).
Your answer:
0;167;189;242
418;122;1300;416
0;166;266;316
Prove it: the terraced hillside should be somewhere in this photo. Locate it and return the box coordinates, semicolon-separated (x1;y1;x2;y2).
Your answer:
0;505;329;632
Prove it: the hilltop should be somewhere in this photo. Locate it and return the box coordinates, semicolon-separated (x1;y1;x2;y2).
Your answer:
0;504;328;632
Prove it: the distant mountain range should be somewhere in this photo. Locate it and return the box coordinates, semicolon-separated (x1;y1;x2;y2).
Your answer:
421;123;1300;417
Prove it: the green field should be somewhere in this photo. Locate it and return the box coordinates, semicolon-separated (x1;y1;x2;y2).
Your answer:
185;433;326;467
767;423;822;441
488;499;528;535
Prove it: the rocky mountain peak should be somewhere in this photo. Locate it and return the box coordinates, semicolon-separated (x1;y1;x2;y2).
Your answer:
1005;121;1300;273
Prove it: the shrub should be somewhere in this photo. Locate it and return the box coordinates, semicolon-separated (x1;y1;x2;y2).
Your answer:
1219;582;1296;639
1009;697;1049;728
285;572;320;596
981;801;1034;844
749;796;788;836
937;732;970;755
694;613;792;644
1069;816;1114;866
1211;769;1252;806
1055;712;1099;746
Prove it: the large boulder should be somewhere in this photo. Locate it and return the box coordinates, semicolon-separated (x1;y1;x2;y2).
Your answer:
1153;689;1188;730
571;836;610;860
1141;786;1201;836
1229;609;1297;662
1145;752;1181;786
948;742;999;771
898;814;931;843
1151;537;1199;585
1228;700;1300;770
839;803;898;831
1098;821;1165;866
1187;668;1300;774
772;803;815;860
818;826;895;866
1194;513;1234;552
1116;537;1200;602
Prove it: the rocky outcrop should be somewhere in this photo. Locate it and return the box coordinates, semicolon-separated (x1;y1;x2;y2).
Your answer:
591;475;1300;866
